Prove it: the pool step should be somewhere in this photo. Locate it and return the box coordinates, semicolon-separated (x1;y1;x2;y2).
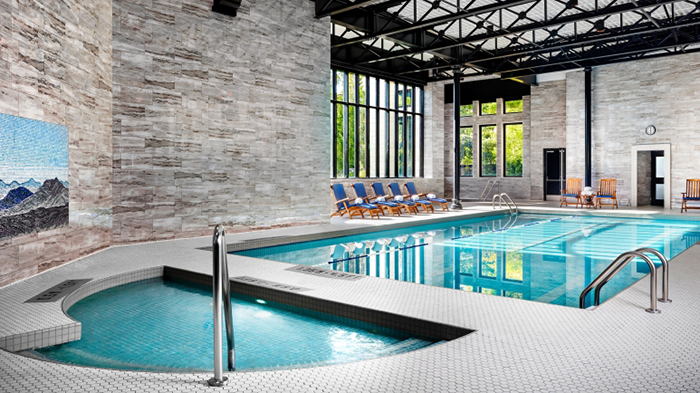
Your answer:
376;338;435;357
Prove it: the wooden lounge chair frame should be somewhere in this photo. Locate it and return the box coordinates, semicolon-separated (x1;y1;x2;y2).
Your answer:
388;183;434;213
595;179;618;209
560;178;582;208
352;183;401;217
371;183;418;215
403;182;449;211
681;179;700;213
330;184;381;219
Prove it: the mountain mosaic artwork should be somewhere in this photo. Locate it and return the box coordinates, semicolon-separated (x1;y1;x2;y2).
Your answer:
0;113;69;240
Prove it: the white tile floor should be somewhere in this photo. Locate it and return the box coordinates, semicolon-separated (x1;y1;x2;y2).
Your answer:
1;203;700;392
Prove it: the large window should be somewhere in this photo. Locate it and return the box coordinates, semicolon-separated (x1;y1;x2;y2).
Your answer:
504;123;523;177
460;104;473;117
505;99;523;113
480;125;497;177
459;127;473;177
480;101;497;115
331;69;424;178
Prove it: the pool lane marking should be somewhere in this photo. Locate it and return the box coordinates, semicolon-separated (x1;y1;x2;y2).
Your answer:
450;215;580;240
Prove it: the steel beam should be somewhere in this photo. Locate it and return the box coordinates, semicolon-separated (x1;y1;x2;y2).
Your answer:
351;0;686;66
451;68;463;210
332;0;538;48
584;67;592;188
316;0;392;18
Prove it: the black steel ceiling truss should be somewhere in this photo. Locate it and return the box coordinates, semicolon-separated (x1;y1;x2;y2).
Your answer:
324;0;700;81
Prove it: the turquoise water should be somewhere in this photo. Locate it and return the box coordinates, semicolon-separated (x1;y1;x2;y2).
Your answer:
35;278;435;372
236;214;700;308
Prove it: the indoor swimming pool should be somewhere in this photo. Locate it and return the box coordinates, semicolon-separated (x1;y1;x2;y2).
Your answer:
33;278;438;372
235;213;700;308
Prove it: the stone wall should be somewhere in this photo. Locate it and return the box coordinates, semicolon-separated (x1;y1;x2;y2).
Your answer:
531;80;567;200
637;151;652;206
444;97;532;200
0;0;113;287
112;0;330;242
566;54;700;209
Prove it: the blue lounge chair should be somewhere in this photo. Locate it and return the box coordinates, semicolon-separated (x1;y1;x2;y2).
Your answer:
404;182;449;211
388;182;434;213
352;183;401;217
370;183;418;215
331;184;381;219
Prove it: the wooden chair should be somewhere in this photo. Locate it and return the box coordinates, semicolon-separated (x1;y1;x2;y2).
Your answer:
330;184;381;219
370;183;418;215
681;179;700;213
352;183;401;217
595;179;618;209
404;182;449;211
560;178;582;208
388;182;434;213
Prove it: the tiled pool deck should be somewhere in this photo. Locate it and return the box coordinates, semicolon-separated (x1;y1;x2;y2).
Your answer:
2;203;700;392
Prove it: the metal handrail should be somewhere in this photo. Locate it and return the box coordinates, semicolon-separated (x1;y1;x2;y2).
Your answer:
500;193;518;214
480;180;499;201
579;250;661;313
208;225;235;387
492;193;517;215
594;248;671;306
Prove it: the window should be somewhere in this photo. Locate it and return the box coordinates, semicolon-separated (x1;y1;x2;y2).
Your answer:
459;127;473;177
504;123;523;177
460;104;473;117
505;251;523;281
480;250;498;278
480;125;497;177
331;69;424;178
480;101;497;115
505;99;523;113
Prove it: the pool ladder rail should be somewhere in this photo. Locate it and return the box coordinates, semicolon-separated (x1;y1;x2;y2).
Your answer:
480;180;500;201
579;248;671;313
209;224;236;387
492;193;518;215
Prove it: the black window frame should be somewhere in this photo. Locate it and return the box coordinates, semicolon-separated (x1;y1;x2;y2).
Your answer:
479;124;498;177
331;69;425;179
503;122;524;178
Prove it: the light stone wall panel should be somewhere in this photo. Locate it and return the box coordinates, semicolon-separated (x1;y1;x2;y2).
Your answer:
112;0;330;242
566;54;700;209
0;0;113;287
531;80;567;200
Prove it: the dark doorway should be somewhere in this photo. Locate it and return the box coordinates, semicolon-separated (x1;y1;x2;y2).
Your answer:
544;148;566;200
651;151;664;206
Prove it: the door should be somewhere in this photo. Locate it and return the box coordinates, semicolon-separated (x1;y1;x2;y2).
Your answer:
544;148;566;201
651;151;664;206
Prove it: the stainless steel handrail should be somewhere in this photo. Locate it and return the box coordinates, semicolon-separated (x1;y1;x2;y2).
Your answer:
492;193;517;215
208;225;235;387
500;193;518;214
594;248;671;305
579;251;660;313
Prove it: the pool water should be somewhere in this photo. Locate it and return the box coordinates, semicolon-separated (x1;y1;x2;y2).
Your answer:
236;214;700;308
35;278;436;372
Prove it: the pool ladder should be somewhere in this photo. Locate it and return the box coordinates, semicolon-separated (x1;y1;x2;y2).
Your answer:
480;180;500;201
209;225;235;387
492;193;518;215
579;248;671;313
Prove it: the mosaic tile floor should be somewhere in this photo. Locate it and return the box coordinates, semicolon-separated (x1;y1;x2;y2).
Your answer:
1;203;700;392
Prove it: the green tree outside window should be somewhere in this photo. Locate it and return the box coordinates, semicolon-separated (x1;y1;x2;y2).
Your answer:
460;104;473;116
460;127;473;177
481;102;497;115
480;125;497;177
505;99;523;113
504;123;523;177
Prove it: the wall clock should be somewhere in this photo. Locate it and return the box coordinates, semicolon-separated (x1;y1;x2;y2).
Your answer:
645;125;657;135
